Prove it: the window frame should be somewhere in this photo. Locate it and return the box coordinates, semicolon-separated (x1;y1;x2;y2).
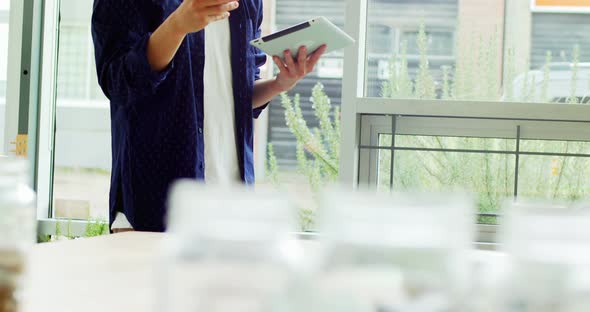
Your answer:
15;0;91;237
37;0;98;237
340;0;590;187
358;112;590;191
3;0;23;157
6;0;44;192
14;0;590;239
3;0;77;237
36;0;59;222
342;0;590;247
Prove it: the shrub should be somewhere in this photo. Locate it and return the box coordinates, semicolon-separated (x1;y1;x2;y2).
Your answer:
269;22;589;227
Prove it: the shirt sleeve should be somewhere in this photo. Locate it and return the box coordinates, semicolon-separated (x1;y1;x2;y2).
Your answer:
91;0;174;101
252;0;269;119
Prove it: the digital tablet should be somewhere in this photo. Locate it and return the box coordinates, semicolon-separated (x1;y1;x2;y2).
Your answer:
250;16;355;59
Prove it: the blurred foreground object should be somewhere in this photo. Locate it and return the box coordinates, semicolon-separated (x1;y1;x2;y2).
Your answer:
312;190;474;312
0;158;36;312
158;180;300;312
500;201;590;312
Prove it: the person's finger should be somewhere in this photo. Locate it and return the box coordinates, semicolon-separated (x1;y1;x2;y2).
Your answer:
204;1;239;15
272;56;288;74
195;0;238;9
306;44;327;72
297;46;307;76
283;50;297;75
207;12;230;22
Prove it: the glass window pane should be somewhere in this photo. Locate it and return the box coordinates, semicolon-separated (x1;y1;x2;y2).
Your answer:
269;0;346;170
377;135;516;222
56;26;89;99
519;155;590;202
366;0;590;104
379;132;392;146
0;3;9;155
392;150;515;221
531;14;590;70
376;149;391;191
52;0;110;220
374;135;590;222
366;0;458;98
377;135;392;190
521;140;590;154
519;139;590;203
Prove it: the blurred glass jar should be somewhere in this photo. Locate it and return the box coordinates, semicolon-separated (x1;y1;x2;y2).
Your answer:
312;190;474;312
157;180;301;312
500;202;590;312
0;157;36;312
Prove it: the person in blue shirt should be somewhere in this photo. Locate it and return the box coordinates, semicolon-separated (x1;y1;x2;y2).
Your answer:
91;0;326;232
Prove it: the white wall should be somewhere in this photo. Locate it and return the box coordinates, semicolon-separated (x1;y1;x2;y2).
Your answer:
3;0;22;155
54;102;111;170
60;0;92;25
50;0;110;170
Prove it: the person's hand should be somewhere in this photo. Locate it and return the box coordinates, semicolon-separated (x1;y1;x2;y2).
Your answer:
170;0;240;36
272;44;328;92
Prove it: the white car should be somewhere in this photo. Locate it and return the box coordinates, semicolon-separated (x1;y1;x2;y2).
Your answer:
509;62;590;103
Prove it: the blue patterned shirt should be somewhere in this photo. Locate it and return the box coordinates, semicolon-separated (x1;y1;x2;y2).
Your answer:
91;0;268;231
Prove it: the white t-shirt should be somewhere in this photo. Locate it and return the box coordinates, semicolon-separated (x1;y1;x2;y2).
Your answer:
112;19;240;230
203;19;241;185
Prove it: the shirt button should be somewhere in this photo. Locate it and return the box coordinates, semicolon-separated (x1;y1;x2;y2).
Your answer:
199;162;204;170
198;127;203;134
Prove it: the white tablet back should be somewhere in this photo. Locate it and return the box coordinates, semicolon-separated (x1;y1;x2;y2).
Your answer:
250;16;355;59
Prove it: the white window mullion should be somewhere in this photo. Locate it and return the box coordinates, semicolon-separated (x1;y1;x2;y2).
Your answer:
36;0;60;219
340;0;368;186
355;98;590;123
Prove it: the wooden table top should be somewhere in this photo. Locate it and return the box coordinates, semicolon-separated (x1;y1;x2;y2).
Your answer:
21;232;506;312
23;232;165;312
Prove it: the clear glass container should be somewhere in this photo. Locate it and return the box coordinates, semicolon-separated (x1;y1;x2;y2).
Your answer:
314;190;474;312
158;180;300;312
500;201;590;312
0;157;36;312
